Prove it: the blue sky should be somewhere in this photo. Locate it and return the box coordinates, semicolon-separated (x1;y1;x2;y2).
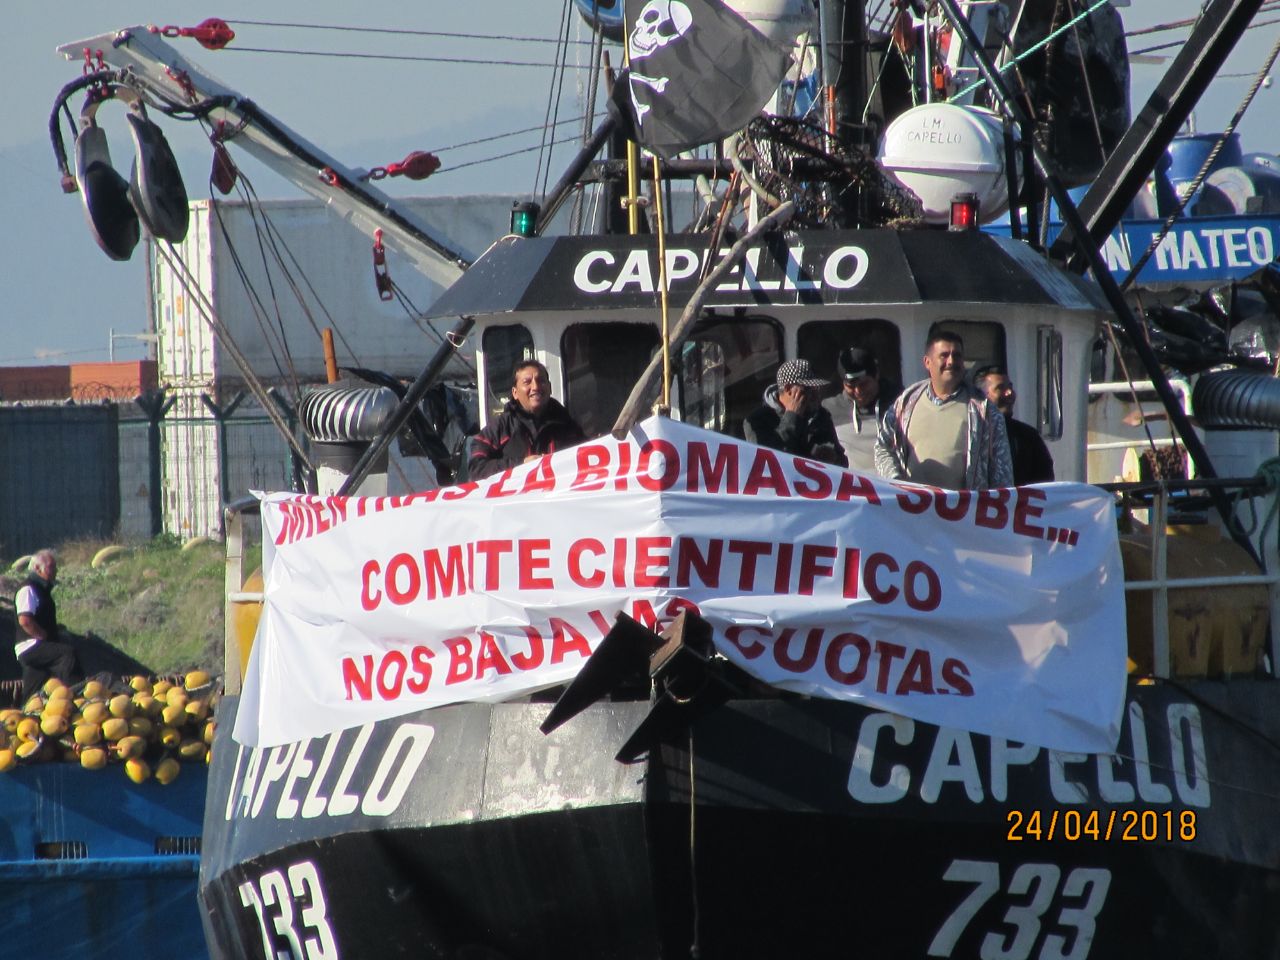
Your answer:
2;1;1278;367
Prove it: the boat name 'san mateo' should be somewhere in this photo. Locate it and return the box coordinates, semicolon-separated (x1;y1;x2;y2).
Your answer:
848;700;1210;808
221;721;434;822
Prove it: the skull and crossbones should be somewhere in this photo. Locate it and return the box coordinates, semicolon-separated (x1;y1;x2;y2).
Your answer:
627;0;693;124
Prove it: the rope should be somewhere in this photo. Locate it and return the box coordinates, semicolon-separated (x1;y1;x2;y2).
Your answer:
152;242;316;475
435;135;582;176
1120;29;1280;292
1067;0;1109;168
535;0;575;198
653;155;672;411
1130;16;1280;58
1124;1;1280;39
947;0;1112;104
222;47;594;69
225;19;598;46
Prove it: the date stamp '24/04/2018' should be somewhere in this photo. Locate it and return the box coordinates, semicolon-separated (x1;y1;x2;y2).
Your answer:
1006;808;1197;842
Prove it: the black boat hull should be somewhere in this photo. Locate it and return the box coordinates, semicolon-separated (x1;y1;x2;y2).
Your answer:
200;680;1280;959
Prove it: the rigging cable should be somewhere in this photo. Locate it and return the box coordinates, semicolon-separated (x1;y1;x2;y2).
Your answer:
223;19;597;46
208;190;302;395
533;0;576;197
1129;16;1280;58
1066;0;1110;167
1123;0;1280;39
226;167;361;370
151;241;316;474
947;0;1113;104
571;12;607;234
220;47;594;69
1119;29;1280;293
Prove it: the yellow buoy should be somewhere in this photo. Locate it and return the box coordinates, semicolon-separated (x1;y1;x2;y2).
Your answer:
80;747;108;771
90;544;126;569
73;723;102;747
101;718;129;742
108;695;134;719
128;717;154;738
115;736;146;760
124;758;151;783
39;715;68;738
155;757;180;785
81;702;110;725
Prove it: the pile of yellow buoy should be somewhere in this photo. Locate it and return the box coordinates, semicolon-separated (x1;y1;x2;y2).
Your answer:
0;671;216;784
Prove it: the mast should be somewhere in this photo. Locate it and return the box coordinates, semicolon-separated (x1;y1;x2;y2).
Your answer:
822;0;868;227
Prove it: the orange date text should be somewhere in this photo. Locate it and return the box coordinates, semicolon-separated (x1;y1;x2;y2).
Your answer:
1006;808;1197;842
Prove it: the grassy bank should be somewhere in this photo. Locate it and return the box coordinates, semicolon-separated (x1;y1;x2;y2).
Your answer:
2;536;235;677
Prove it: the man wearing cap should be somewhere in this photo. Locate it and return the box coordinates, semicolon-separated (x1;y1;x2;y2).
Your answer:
821;347;901;473
973;366;1055;484
744;359;847;466
874;330;1012;489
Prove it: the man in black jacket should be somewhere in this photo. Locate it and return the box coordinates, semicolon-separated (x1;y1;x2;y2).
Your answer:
745;359;847;466
973;366;1055;485
470;360;586;480
13;550;80;699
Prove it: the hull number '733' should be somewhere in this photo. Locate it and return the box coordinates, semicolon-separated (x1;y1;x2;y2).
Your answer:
927;860;1111;960
238;860;339;960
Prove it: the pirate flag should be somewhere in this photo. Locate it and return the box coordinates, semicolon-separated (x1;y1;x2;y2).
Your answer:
608;0;795;157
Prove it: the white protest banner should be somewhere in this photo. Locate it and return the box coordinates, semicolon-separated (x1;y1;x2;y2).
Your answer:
234;416;1126;753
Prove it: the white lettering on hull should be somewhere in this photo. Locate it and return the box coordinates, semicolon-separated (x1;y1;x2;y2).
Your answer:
224;721;436;821
571;245;870;295
847;702;1211;807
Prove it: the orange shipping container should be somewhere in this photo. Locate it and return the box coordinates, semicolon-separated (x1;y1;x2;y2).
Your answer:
70;361;159;402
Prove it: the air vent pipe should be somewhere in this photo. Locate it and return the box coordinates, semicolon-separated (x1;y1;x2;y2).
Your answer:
298;383;397;495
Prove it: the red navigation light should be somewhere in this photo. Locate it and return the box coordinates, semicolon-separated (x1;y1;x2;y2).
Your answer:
949;193;980;231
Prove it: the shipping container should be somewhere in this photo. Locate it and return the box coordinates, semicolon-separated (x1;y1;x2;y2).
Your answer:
149;195;522;400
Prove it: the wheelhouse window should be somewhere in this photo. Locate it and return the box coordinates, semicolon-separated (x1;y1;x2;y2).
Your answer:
1037;325;1064;439
481;324;534;419
797;319;902;392
561;317;783;439
677;317;781;438
562;323;661;437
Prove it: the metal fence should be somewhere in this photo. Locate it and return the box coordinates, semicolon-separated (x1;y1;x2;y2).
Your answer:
0;405;120;558
1;389;445;554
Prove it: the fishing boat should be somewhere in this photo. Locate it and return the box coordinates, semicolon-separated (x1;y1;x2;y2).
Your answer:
49;1;1280;957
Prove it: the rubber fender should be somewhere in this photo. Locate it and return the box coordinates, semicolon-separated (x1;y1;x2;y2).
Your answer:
91;545;126;569
1193;371;1280;430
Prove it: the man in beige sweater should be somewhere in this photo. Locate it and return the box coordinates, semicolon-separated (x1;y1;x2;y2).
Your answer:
874;331;1012;489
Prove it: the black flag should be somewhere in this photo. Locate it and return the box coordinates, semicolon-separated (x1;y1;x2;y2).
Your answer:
608;0;794;157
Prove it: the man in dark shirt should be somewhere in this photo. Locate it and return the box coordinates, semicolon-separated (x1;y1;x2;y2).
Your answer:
470;360;586;480
745;359;847;466
974;366;1055;485
13;550;80;699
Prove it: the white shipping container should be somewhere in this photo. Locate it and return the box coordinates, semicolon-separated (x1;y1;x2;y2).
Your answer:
150;195;524;398
148;193;541;538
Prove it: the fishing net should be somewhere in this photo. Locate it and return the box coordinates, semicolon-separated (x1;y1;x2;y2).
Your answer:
735;115;924;228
